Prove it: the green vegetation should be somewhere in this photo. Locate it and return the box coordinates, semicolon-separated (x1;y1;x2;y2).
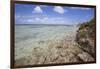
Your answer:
79;31;86;38
79;18;95;30
76;18;95;57
78;18;95;38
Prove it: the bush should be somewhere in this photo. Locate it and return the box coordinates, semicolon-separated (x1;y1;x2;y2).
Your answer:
79;31;86;38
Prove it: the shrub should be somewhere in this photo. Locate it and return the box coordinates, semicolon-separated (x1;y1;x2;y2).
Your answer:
79;31;86;38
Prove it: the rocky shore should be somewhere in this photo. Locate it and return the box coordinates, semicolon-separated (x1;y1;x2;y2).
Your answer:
15;19;95;67
76;18;95;58
15;37;95;67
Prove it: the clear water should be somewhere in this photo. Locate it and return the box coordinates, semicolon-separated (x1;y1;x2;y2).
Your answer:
15;24;78;60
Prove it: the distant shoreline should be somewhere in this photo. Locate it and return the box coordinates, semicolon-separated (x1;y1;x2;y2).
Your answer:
15;24;77;26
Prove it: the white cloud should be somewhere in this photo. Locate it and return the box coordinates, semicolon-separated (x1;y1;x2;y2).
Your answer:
39;5;48;7
70;7;91;10
32;6;43;13
35;17;41;21
27;19;34;22
15;14;67;24
54;6;64;14
15;14;21;19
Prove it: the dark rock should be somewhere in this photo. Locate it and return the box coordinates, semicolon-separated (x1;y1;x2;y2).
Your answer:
76;18;95;58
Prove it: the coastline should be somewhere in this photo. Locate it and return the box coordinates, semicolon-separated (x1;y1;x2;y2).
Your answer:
15;25;95;66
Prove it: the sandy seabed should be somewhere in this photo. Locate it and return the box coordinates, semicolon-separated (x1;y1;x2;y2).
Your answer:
15;25;94;66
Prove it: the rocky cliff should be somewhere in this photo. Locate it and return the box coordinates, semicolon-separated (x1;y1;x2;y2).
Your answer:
76;18;96;58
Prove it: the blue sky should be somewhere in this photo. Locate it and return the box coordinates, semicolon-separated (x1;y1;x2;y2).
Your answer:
15;4;94;25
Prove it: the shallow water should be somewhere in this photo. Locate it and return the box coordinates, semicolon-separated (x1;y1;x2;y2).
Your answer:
15;24;78;60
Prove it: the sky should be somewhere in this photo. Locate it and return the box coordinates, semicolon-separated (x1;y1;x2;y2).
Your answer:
15;4;95;25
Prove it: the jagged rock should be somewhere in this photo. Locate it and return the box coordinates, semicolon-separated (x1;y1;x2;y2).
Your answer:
76;18;95;57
